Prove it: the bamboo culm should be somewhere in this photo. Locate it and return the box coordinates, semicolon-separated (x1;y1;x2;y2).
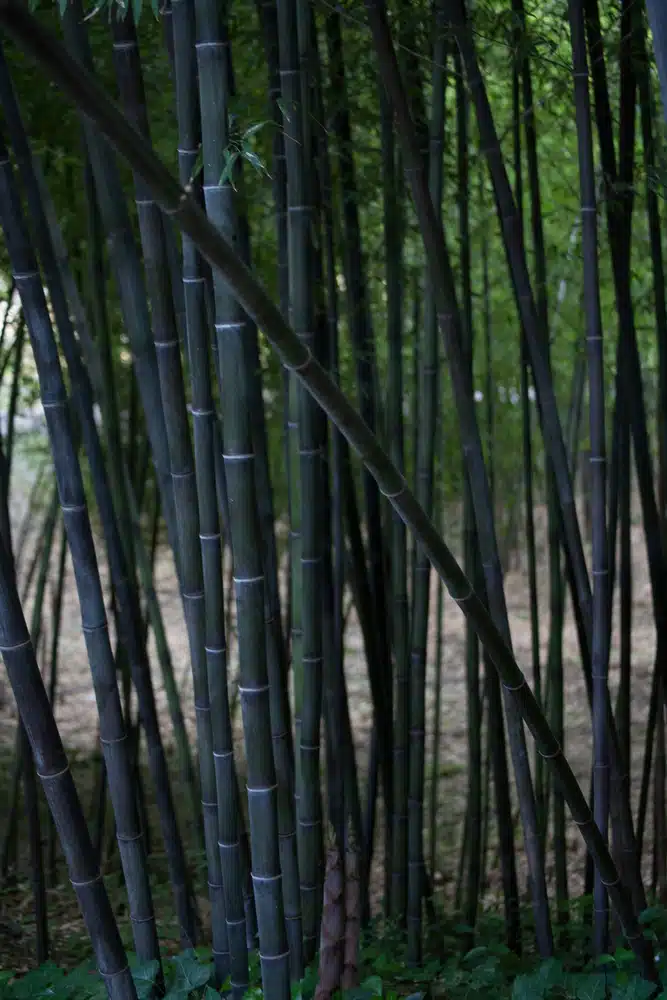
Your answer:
1;10;658;979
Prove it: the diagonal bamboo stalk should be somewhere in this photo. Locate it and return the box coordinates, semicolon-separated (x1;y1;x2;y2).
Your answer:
0;125;164;971
0;9;658;980
365;0;551;956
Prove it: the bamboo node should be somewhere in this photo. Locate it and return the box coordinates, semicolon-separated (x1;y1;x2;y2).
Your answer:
0;637;31;652
195;40;228;50
379;477;406;499
259;950;290;962
101;965;130;980
100;734;128;746
247;782;278;794
538;742;561;759
215;321;245;332
37;763;69;781
502;675;525;692
238;683;270;695
251;872;282;883
285;349;312;373
70;874;103;888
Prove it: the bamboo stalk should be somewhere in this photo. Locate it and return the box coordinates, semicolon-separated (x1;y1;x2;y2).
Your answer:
0;125;164;971
5;15;658;976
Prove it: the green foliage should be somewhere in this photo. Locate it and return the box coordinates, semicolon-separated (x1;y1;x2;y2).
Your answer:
3;905;666;1000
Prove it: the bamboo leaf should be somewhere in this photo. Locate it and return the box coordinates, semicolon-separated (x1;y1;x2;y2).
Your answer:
219;148;239;190
241;148;269;177
242;120;271;139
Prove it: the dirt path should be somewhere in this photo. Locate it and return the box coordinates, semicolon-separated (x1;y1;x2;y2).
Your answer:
0;453;657;907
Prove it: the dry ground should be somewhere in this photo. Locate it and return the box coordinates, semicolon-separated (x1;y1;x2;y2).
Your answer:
0;450;658;967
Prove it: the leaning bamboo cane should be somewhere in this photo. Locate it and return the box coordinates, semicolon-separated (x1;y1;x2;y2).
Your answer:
0;12;657;979
0;126;163;972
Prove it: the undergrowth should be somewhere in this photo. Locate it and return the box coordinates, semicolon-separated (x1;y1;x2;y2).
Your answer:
1;902;666;1000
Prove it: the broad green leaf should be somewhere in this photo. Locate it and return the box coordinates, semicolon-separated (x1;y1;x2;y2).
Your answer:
130;960;160;1000
462;946;490;968
639;906;666;926
171;952;211;992
611;976;656;1000
361;975;383;997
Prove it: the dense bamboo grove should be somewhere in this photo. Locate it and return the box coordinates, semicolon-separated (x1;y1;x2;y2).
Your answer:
0;0;666;996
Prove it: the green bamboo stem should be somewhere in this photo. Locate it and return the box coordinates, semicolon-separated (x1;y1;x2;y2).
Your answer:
170;0;250;982
568;0;610;952
0;531;136;1000
456;51;485;945
0;127;163;969
379;81;409;923
192;0;292;989
60;0;181;583
276;0;324;960
326;8;393;897
404;1;445;959
366;0;551;957
0;48;197;947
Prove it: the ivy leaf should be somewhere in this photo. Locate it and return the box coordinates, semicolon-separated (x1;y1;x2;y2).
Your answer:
130;960;160;1000
171;952;211;992
360;975;383;997
639;906;666;926
6;964;64;1000
567;972;607;1000
462;946;490;968
612;976;657;1000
